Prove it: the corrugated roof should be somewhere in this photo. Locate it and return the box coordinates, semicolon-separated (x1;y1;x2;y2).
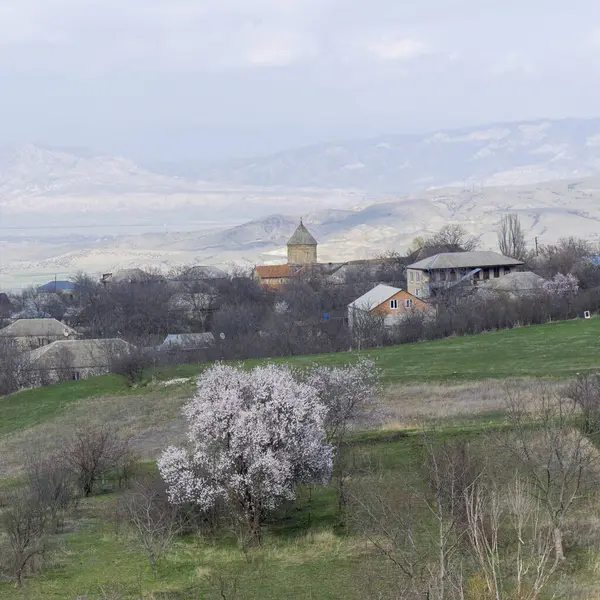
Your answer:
408;251;524;271
287;222;318;246
255;265;293;279
348;284;402;310
0;318;78;338
163;333;215;349
28;338;131;368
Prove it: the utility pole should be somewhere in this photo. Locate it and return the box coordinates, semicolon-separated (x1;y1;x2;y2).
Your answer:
535;237;539;256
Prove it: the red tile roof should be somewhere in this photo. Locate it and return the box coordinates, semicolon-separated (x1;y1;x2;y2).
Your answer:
255;265;293;279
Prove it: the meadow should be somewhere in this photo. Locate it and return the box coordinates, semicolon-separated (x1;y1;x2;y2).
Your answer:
1;318;599;599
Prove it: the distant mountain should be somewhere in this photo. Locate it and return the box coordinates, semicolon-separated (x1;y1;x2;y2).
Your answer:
151;118;600;193
4;177;600;290
0;143;202;198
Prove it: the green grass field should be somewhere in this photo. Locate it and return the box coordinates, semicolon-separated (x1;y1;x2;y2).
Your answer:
3;317;599;441
1;318;600;598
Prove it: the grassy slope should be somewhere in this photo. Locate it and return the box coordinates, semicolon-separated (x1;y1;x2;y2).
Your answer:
2;319;600;598
2;318;599;441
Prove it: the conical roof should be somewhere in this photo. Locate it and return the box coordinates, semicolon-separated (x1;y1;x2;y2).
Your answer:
287;221;317;246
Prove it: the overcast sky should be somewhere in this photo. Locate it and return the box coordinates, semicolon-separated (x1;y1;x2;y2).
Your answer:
1;0;600;161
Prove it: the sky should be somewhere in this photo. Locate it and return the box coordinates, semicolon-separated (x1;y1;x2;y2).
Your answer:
1;0;600;161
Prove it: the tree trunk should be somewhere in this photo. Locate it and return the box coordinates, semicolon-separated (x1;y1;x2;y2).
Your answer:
554;527;565;562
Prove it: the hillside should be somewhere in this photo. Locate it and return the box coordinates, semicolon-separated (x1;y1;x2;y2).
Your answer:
2;318;598;445
0;319;599;598
4;175;599;287
156;118;600;192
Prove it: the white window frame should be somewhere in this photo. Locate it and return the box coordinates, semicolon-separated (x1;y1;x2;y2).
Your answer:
390;299;398;310
409;271;414;281
406;298;414;308
416;272;421;282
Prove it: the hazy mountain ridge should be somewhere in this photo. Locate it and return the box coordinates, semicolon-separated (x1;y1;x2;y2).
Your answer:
3;177;600;290
158;118;600;192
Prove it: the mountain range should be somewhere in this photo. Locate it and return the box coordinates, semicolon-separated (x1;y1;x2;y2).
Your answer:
150;118;600;193
2;117;600;289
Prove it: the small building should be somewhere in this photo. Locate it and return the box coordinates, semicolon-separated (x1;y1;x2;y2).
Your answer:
27;338;132;384
37;280;76;295
406;251;525;299
0;318;79;350
101;269;150;285
348;284;430;330
161;333;215;351
478;271;545;298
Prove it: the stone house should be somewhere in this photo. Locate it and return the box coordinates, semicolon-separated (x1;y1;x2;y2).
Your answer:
27;338;132;384
406;251;525;299
0;318;79;350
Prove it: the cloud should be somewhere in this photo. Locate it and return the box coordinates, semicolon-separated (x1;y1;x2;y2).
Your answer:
368;38;432;61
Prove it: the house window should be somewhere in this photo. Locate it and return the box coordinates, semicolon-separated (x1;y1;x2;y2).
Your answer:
439;270;446;282
504;267;511;275
416;272;421;282
493;267;500;278
390;299;398;310
409;271;414;281
448;271;457;282
483;269;490;280
406;298;414;308
415;289;420;297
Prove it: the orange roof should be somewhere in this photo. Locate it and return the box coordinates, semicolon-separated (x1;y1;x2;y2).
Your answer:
255;265;292;279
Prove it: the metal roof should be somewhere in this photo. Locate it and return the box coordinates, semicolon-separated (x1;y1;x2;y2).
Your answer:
348;284;402;310
0;318;77;338
37;280;76;292
28;338;131;368
407;251;524;271
480;271;545;292
287;222;317;246
163;333;215;349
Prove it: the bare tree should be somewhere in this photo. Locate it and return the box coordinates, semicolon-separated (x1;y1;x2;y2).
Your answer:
348;308;385;350
119;477;184;578
430;224;480;253
2;488;48;586
0;338;32;396
497;213;527;260
25;450;75;533
464;474;559;600
61;425;132;497
497;384;600;561
565;373;600;435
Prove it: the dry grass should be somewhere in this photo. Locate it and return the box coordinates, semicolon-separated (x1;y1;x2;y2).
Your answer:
0;385;191;477
379;378;568;428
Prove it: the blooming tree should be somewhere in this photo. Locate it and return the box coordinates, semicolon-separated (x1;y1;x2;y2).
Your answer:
542;273;579;298
158;364;333;537
306;359;379;513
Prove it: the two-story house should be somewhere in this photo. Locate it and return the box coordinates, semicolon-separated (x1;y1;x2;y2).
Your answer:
406;251;525;298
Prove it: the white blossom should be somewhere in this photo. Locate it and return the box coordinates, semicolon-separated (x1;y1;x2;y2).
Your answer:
542;273;579;298
158;364;333;522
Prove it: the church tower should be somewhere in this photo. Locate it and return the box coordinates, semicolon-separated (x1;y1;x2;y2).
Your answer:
287;219;318;265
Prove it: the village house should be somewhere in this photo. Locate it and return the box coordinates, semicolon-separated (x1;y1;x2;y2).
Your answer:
348;284;431;330
27;338;132;384
0;318;79;350
406;251;525;298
